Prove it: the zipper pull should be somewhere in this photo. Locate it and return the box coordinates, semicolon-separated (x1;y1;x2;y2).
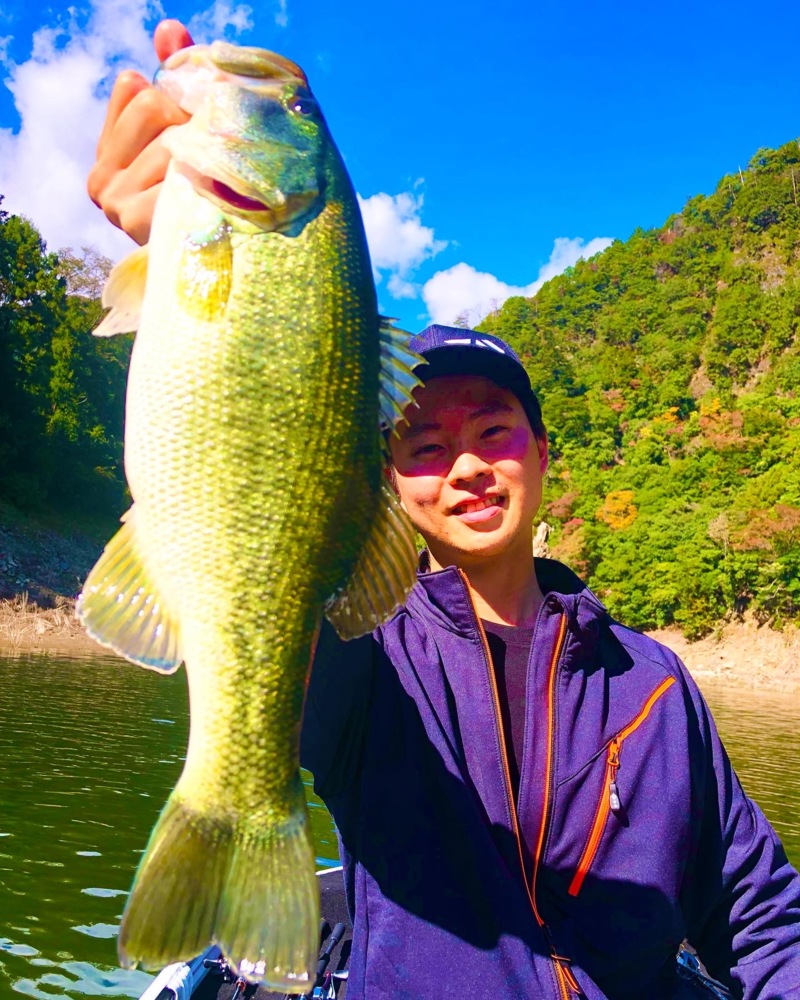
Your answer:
607;738;621;813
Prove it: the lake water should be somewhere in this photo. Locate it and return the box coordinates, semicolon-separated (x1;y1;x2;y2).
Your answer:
0;651;798;998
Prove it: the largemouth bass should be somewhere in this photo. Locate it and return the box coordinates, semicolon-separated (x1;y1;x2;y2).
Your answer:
78;41;421;992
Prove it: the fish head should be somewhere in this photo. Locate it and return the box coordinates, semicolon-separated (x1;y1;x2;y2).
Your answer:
156;41;331;234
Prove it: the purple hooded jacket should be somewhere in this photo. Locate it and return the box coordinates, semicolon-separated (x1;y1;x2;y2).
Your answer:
301;558;800;999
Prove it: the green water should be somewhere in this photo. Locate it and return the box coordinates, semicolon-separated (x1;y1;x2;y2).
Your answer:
0;652;337;999
0;652;798;999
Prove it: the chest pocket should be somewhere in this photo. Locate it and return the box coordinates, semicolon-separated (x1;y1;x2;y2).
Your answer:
567;676;676;898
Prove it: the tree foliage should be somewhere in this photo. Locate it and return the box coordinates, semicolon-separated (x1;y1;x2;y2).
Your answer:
479;140;800;637
0;199;130;520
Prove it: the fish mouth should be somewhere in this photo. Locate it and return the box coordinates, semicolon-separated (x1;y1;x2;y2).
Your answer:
450;495;505;517
208;178;272;213
177;162;319;230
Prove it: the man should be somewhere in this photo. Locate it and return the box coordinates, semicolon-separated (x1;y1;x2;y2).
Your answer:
89;23;800;998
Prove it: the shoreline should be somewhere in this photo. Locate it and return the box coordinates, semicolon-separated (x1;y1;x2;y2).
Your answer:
0;596;100;657
647;618;800;694
2;598;798;693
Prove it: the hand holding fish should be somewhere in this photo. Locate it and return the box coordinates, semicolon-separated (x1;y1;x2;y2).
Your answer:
87;20;193;244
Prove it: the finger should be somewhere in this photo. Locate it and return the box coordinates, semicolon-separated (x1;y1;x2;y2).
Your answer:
97;70;149;156
88;101;182;213
154;19;194;62
119;138;174;198
88;137;173;240
118;186;163;246
100;86;189;174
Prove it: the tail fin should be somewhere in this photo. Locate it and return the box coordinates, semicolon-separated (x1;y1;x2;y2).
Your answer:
118;789;319;993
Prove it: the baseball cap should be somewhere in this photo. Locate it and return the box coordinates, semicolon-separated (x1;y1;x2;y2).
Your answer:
408;325;542;432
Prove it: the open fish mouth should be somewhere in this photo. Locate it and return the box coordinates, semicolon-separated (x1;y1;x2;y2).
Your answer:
175;162;319;229
207;178;272;213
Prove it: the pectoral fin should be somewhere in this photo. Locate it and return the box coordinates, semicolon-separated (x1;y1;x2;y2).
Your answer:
324;478;418;640
77;506;182;672
177;220;233;322
93;245;149;336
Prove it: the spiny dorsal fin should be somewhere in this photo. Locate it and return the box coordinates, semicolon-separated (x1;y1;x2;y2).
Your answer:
379;318;425;433
93;245;149;337
76;506;182;673
324;477;417;640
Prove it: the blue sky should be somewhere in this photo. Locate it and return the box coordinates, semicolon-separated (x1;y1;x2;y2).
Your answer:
0;0;798;331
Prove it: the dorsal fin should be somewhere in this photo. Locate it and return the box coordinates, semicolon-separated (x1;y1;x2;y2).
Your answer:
378;318;425;433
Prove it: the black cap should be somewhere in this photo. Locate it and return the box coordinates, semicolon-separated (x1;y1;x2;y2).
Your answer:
408;325;542;431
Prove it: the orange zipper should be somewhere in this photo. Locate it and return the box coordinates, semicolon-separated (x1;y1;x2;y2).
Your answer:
459;572;578;996
567;676;676;898
530;612;568;925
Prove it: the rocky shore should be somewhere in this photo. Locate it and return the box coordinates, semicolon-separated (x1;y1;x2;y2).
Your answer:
649;617;800;693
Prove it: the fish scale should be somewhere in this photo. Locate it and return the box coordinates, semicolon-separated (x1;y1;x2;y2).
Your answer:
78;39;421;993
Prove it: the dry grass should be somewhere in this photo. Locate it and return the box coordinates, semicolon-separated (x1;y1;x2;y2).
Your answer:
0;592;89;652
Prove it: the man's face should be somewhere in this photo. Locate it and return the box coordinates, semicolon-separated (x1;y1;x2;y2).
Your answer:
388;375;548;571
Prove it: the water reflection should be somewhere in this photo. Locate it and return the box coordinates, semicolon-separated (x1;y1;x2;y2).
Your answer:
702;680;800;865
0;651;188;997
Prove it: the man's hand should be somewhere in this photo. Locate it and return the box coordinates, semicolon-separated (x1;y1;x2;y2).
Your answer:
87;20;194;246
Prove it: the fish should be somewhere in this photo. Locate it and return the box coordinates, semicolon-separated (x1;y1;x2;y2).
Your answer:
77;40;422;992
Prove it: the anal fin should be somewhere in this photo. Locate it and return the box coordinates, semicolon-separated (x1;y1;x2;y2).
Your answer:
324;478;418;640
76;506;182;672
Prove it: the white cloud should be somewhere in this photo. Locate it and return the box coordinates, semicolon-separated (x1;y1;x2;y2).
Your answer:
535;236;613;286
422;236;614;327
357;190;446;296
187;1;254;43
275;0;288;28
0;0;252;260
422;264;519;329
386;273;418;299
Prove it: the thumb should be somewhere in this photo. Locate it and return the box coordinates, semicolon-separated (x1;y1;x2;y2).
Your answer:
154;19;194;63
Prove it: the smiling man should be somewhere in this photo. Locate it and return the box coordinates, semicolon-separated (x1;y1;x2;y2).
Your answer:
300;326;800;1000
88;22;800;1000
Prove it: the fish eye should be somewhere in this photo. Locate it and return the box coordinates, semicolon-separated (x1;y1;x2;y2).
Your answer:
290;90;318;116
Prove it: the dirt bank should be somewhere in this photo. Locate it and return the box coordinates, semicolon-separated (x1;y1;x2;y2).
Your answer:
0;595;106;657
0;501;107;607
2;592;798;693
647;617;800;693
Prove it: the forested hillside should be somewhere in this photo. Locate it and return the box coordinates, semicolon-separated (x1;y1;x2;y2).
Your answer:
480;141;800;637
2;140;800;636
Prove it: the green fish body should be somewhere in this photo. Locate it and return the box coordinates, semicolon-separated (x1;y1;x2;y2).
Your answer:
78;42;420;992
